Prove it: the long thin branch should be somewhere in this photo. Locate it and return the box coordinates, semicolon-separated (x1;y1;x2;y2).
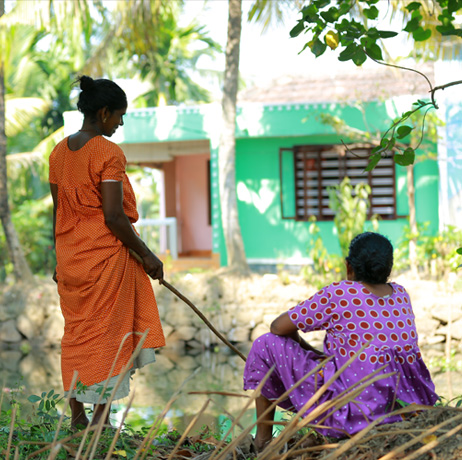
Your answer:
364;50;434;93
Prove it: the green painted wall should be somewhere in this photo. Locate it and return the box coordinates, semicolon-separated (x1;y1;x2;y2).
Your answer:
233;135;439;263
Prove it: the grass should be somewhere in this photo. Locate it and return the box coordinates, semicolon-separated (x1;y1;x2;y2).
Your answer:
2;336;462;459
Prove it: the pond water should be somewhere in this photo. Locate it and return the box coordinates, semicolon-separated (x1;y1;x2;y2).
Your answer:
1;342;462;436
0;344;258;437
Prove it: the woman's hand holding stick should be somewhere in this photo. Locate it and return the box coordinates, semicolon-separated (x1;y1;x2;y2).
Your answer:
129;248;247;362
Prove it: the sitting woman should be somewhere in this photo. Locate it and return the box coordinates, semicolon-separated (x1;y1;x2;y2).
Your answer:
243;232;438;449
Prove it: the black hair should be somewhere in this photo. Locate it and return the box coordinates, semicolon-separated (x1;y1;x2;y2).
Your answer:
346;232;393;284
76;75;127;119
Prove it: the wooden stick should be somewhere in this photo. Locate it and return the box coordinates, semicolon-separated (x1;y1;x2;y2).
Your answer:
129;249;247;362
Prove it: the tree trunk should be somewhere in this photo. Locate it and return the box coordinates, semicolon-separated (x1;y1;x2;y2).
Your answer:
407;165;418;277
218;0;250;276
0;0;34;283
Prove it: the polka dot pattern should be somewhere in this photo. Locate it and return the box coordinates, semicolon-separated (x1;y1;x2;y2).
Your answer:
49;136;165;391
243;280;438;437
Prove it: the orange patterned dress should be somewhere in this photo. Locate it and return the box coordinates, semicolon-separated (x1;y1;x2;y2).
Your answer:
49;136;165;392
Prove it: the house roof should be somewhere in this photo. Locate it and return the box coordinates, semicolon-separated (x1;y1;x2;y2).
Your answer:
238;62;434;105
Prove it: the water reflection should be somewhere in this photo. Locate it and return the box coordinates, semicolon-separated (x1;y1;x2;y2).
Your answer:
1;345;256;435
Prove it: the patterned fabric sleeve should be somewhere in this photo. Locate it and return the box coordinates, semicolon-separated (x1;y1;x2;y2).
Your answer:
288;285;334;332
97;141;126;182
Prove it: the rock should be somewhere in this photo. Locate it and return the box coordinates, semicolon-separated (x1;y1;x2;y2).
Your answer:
16;302;47;335
263;314;276;327
431;304;462;324
197;328;214;348
228;327;249;343
19;353;49;387
0;305;16;322
435;319;462;341
42;312;64;346
426;335;446;345
175;326;198;342
0;350;22;372
153;353;175;371
186;339;204;350
162;324;174;338
211;312;235;332
0;320;22;343
250;323;269;341
16;314;37;340
176;355;199;370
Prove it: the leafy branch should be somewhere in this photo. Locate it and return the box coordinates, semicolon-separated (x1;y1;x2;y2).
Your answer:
291;0;462;169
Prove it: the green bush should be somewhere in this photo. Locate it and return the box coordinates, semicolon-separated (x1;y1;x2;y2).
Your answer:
0;197;55;280
394;222;462;279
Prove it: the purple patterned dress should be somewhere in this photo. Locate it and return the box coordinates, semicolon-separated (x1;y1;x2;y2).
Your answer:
243;280;438;437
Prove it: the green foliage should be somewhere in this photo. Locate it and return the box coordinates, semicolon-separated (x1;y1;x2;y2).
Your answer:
290;0;399;63
13;199;55;274
428;350;462;373
27;389;63;424
301;216;344;288
291;0;461;64
0;197;55;280
328;177;378;258
292;0;461;169
394;223;462;279
302;177;381;286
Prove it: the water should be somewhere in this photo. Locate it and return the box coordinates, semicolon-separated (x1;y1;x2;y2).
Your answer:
0;345;256;436
2;343;462;435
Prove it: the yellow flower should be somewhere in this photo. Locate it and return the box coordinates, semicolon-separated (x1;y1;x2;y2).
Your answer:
432;253;437;259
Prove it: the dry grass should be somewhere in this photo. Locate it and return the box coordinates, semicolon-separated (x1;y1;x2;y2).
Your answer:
3;337;462;460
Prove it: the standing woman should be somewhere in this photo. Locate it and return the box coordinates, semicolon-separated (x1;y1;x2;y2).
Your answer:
49;76;165;428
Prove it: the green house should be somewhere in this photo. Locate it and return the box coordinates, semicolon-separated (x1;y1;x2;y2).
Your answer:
64;67;443;269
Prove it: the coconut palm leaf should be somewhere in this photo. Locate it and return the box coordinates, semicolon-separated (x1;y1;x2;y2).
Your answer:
248;0;304;31
5;96;50;137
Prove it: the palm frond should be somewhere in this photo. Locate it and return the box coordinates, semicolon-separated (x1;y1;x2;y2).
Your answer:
5;96;50;137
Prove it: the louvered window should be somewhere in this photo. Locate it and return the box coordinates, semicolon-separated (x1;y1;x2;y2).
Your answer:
280;145;397;221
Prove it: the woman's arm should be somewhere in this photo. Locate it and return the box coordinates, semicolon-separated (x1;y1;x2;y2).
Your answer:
271;312;325;356
101;181;163;281
50;183;58;283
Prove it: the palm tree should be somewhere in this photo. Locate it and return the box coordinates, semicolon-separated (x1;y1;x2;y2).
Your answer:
219;0;303;275
218;0;249;275
0;0;34;282
0;0;94;282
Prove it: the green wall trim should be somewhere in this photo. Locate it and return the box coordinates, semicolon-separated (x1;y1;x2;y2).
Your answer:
119;100;393;144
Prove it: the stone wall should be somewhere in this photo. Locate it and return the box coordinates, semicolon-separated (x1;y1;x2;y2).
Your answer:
1;273;461;365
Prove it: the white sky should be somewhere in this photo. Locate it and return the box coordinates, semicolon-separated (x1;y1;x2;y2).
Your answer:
179;0;414;100
180;0;355;98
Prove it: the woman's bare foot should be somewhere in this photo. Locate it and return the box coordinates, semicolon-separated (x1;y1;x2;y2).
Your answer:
70;398;89;430
91;403;112;428
254;435;272;452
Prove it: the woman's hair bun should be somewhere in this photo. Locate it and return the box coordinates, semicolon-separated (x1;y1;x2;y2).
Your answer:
78;75;95;92
75;75;127;119
347;232;393;284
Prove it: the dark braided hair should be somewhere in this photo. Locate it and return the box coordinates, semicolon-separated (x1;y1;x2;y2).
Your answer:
76;75;127;120
346;232;393;284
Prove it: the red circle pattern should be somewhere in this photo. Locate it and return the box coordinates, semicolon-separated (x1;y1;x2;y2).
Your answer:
287;281;419;365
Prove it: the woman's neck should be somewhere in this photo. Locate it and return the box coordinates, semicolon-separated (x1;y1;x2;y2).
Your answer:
358;281;393;297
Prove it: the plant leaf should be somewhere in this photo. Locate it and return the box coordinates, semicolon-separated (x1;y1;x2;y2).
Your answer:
396;125;414;139
27;395;42;403
394;148;415;166
365;153;381;171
